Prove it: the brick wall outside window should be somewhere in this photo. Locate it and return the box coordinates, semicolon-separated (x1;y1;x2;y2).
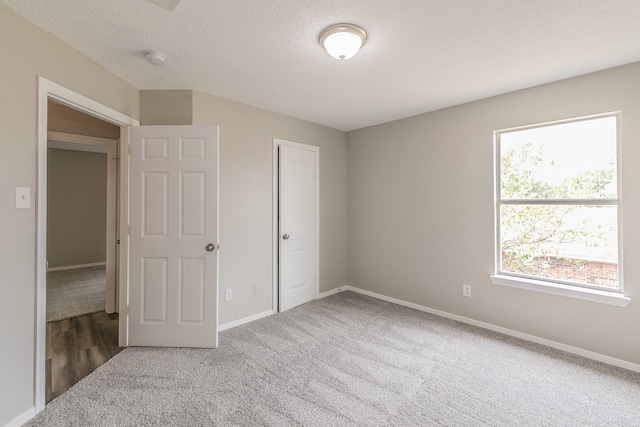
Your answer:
502;253;618;289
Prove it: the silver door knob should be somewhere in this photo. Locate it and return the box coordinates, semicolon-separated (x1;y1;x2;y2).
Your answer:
205;243;215;251
282;234;290;240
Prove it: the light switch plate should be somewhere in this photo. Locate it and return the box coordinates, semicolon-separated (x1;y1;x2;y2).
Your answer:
16;187;30;208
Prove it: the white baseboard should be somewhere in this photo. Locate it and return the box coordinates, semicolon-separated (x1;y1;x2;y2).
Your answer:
47;262;106;272
219;283;348;333
218;283;347;332
343;284;640;373
4;407;35;427
219;284;348;332
317;284;348;299
218;309;274;332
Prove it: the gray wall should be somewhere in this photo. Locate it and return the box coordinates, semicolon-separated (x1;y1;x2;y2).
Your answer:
0;4;139;424
47;148;107;268
140;90;349;326
348;62;640;365
193;91;349;325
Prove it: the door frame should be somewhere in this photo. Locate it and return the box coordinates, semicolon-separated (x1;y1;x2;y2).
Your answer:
47;131;118;313
35;76;139;412
271;138;320;312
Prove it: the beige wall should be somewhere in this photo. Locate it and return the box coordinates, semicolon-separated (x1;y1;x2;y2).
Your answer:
348;62;640;365
47;148;107;268
48;101;121;139
192;91;348;324
140;90;193;125
0;4;139;425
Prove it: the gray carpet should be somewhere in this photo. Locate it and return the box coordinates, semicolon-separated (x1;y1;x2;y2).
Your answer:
29;291;640;426
47;266;106;322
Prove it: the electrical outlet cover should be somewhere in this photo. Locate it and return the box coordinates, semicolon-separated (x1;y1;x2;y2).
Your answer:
463;284;472;297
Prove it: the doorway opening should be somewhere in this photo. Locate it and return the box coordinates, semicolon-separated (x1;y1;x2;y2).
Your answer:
45;117;120;402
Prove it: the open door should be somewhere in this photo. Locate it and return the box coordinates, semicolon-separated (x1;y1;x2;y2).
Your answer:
127;125;219;348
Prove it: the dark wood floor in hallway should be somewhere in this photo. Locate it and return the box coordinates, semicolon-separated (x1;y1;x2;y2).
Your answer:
46;311;122;403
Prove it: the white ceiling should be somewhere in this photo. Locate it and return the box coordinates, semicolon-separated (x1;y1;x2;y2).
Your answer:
4;0;640;131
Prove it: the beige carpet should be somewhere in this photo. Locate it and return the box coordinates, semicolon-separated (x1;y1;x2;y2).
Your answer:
29;291;640;426
47;266;106;322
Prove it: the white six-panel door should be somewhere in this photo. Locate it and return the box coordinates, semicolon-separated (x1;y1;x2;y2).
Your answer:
279;143;318;311
129;125;219;348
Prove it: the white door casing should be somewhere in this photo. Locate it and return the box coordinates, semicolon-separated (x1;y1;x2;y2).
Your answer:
277;142;319;312
129;125;219;348
36;76;139;413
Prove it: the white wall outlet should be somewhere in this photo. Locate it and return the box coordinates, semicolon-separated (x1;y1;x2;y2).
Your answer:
254;284;260;295
463;284;472;297
225;289;232;301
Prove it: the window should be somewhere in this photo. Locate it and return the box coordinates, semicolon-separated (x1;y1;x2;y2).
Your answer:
493;113;624;301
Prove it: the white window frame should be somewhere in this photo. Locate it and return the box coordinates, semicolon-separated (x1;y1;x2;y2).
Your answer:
490;112;630;308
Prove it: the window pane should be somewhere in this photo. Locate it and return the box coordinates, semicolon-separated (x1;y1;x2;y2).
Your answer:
500;204;618;289
500;116;617;200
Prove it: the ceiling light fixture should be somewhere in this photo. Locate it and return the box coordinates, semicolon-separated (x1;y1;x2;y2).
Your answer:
145;51;167;65
319;23;367;60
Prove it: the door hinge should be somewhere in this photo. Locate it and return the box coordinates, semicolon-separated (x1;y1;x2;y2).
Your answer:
127;225;131;235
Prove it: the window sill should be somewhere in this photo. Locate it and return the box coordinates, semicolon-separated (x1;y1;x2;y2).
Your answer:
490;274;631;308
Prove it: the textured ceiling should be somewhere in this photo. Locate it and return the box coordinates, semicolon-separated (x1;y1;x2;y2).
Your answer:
3;0;640;131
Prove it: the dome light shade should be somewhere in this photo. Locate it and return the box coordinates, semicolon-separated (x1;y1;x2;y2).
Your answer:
319;24;367;60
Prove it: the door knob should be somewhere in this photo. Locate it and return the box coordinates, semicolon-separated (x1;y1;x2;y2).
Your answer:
282;234;290;240
205;243;215;251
